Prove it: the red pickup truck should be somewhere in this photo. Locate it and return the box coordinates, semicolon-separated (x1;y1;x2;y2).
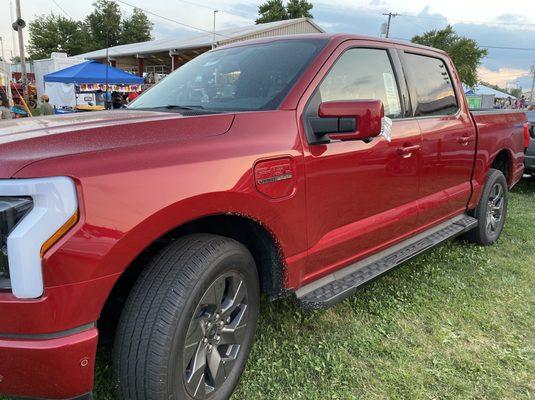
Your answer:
0;34;527;400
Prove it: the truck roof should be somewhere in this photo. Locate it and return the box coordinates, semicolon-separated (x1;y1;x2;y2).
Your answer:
221;33;448;56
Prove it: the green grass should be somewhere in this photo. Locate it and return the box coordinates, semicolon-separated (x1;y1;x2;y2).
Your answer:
7;180;535;400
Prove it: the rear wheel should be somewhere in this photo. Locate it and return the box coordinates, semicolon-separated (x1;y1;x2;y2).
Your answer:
114;234;260;400
464;168;508;245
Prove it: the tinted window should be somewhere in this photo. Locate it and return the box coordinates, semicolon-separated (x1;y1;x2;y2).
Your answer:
404;53;458;116
130;39;327;112
318;48;402;118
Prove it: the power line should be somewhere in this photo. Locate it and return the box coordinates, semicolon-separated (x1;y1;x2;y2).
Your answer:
51;0;72;19
391;37;535;52
481;45;535;51
115;0;233;39
398;13;535;28
168;0;250;20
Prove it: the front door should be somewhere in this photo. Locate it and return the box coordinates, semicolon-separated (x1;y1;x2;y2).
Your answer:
299;44;423;285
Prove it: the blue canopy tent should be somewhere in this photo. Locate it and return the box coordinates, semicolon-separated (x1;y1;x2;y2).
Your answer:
44;60;143;84
43;60;143;108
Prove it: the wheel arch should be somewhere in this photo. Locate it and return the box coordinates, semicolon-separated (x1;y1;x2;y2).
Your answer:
97;213;287;343
490;148;512;186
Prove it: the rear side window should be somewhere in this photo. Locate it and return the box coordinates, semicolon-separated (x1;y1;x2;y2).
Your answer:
318;48;402;118
404;53;458;117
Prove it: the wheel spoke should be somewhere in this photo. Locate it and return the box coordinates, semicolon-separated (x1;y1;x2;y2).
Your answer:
221;354;238;378
185;320;205;350
219;305;248;345
209;277;227;309
222;278;246;316
207;349;225;387
185;344;207;398
219;323;247;346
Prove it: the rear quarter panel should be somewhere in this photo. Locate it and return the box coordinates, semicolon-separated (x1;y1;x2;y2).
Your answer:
469;110;526;209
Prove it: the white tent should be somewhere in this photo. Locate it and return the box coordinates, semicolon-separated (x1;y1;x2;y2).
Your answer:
33;53;86;99
464;83;516;99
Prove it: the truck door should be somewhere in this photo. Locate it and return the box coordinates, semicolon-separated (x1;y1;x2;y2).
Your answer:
298;43;423;284
399;50;477;225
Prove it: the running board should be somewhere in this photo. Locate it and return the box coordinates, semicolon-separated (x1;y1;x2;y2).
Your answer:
296;215;477;310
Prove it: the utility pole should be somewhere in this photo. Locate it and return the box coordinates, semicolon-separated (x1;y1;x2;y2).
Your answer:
14;0;29;103
10;0;17;61
212;10;219;49
530;63;535;104
0;37;13;105
382;12;399;38
0;37;5;62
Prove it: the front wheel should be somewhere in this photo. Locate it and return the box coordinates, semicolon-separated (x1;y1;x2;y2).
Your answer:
114;234;260;400
464;168;508;246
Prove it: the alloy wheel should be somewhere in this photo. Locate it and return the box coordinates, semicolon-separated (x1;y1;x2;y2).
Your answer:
183;272;249;399
486;183;504;235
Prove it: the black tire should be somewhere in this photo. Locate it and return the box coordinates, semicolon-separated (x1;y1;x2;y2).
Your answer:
114;234;260;400
464;168;508;246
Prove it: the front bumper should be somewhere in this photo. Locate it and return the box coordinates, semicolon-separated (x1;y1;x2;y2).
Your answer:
0;328;97;399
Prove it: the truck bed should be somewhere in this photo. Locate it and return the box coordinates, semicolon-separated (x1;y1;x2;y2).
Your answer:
469;109;526;203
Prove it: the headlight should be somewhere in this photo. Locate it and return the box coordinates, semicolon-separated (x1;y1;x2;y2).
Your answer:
0;177;78;299
0;197;33;288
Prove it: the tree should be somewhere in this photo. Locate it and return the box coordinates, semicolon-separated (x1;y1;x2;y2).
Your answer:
287;0;313;19
120;8;153;44
509;87;522;98
27;14;88;59
256;0;314;24
27;1;154;58
411;26;487;87
256;0;288;24
85;0;123;50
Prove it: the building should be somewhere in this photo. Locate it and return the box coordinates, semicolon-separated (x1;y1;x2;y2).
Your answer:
77;18;324;77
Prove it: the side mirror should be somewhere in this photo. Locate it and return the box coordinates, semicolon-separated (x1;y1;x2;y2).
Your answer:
311;100;384;141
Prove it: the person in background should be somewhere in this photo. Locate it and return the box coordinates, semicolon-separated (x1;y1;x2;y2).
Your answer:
0;98;13;120
111;91;123;109
95;90;105;107
127;91;140;103
519;95;526;109
104;90;112;109
40;94;54;116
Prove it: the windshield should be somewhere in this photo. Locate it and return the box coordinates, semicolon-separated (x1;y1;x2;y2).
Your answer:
129;39;327;112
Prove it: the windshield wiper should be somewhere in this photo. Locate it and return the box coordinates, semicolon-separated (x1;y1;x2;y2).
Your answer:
164;105;205;110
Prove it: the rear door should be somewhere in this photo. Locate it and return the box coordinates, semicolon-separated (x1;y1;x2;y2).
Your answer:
298;42;423;284
399;50;476;226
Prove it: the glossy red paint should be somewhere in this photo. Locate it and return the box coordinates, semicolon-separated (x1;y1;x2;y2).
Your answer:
318;100;384;140
0;33;526;399
0;328;97;399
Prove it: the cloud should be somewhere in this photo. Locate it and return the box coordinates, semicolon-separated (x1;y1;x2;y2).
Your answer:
313;3;534;88
478;66;531;87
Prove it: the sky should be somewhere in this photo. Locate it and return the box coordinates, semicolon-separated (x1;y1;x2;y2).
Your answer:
1;0;534;90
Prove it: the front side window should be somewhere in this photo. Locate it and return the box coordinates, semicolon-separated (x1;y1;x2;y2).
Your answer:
130;39;327;112
403;53;458;116
317;48;402;118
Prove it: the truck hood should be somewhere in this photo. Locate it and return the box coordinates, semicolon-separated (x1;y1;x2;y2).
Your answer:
0;110;235;178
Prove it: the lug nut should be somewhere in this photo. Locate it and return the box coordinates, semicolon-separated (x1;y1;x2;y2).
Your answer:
203;337;208;343
207;344;213;352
